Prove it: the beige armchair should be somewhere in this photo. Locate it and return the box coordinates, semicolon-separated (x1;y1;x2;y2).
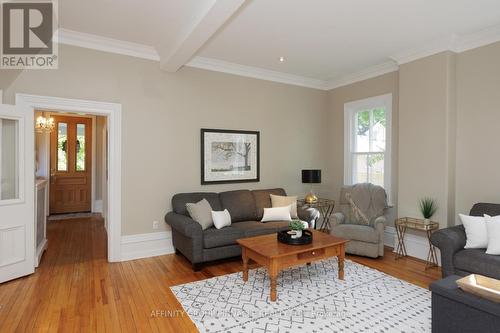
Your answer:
330;183;388;258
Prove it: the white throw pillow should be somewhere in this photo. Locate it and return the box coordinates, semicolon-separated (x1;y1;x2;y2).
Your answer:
270;194;298;218
459;214;488;249
261;206;292;222
485;214;500;255
211;209;231;229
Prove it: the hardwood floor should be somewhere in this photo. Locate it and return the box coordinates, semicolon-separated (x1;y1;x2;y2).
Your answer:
0;216;441;332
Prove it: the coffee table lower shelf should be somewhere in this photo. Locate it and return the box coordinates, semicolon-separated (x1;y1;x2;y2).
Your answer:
237;231;348;302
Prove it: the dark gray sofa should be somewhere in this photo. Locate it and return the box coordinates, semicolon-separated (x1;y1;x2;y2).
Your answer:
430;203;500;279
165;188;318;270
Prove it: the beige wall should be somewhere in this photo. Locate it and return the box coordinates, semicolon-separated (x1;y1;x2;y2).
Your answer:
398;52;457;228
1;44;328;235
326;72;399;225
455;42;500;219
3;41;500;236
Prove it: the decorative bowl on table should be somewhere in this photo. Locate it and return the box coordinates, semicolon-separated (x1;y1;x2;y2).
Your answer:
277;229;313;245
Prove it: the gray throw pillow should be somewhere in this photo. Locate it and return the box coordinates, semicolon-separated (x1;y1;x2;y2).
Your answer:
186;199;213;230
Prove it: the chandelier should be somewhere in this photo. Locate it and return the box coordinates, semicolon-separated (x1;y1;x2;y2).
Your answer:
35;114;55;133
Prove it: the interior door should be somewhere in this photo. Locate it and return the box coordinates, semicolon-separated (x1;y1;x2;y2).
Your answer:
50;116;92;214
0;103;35;283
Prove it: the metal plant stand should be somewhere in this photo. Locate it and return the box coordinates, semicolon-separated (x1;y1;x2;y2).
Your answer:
395;217;439;270
298;198;335;233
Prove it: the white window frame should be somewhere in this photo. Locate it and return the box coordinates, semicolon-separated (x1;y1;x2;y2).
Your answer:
344;93;392;201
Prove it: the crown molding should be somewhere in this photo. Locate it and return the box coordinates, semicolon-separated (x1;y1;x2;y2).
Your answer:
325;61;399;90
391;23;500;65
53;22;500;91
55;29;160;61
451;24;500;53
186;56;330;90
390;36;453;65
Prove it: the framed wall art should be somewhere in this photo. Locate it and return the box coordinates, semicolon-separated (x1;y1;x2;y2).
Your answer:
201;129;260;185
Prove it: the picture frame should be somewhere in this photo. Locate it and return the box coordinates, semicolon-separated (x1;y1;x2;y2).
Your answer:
201;128;260;185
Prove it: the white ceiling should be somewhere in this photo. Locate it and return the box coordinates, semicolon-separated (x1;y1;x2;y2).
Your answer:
60;0;213;56
59;0;500;87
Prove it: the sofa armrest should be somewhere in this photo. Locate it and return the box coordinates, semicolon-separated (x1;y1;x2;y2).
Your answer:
373;216;386;230
165;212;202;238
297;206;320;228
430;225;466;277
331;212;345;226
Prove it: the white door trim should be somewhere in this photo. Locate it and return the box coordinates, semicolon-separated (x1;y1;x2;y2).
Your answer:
16;93;122;262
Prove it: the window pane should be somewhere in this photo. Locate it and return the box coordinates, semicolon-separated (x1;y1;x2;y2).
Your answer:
370;108;386;152
352;153;385;187
76;124;86;171
1;118;19;200
355;110;370;152
368;153;385;187
57;123;68;171
352;153;369;184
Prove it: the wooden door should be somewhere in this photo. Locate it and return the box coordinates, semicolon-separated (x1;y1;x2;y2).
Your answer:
50;116;92;214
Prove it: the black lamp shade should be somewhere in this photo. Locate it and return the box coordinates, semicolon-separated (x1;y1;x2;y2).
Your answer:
302;170;321;184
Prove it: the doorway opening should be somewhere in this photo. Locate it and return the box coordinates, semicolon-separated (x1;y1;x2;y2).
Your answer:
35;112;108;216
34;111;108;264
17;93;122;263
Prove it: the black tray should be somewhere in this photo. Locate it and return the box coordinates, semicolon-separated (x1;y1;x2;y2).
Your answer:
277;229;313;245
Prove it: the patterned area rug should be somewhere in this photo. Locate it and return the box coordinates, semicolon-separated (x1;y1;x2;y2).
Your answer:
171;258;431;333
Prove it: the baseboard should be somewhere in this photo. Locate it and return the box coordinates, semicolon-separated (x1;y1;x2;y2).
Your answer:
35;239;48;268
121;231;174;262
93;200;103;213
384;226;441;265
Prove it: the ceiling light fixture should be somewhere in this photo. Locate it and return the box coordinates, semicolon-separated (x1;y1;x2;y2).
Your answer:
35;113;55;133
279;56;285;62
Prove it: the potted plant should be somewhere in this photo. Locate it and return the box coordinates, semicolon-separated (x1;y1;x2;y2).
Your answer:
288;219;305;239
419;198;437;224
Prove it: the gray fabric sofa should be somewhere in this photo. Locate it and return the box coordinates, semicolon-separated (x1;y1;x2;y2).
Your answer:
330;183;388;258
430;203;500;279
165;188;319;270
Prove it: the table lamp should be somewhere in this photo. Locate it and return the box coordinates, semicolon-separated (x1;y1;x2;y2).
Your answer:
302;169;321;204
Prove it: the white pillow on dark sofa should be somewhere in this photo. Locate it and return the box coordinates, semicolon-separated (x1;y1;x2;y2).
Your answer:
211;209;232;229
485;214;500;255
261;206;292;222
459;214;488;249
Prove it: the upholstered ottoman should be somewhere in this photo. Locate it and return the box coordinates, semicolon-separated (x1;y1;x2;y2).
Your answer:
430;275;500;333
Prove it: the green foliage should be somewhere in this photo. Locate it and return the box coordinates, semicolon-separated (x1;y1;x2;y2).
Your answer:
357;108;386;136
419;198;437;219
289;219;305;231
367;153;384;167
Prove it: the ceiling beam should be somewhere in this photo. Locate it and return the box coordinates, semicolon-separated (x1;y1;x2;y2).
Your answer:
160;0;246;72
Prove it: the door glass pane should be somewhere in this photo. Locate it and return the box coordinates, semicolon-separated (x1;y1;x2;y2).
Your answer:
370;108;386;152
57;122;68;171
355;110;370;152
76;124;86;171
1;118;19;200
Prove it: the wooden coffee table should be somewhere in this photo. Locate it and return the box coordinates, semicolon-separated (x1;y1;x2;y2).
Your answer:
237;230;348;302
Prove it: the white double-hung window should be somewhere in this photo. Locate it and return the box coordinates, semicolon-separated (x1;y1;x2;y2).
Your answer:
344;94;392;197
